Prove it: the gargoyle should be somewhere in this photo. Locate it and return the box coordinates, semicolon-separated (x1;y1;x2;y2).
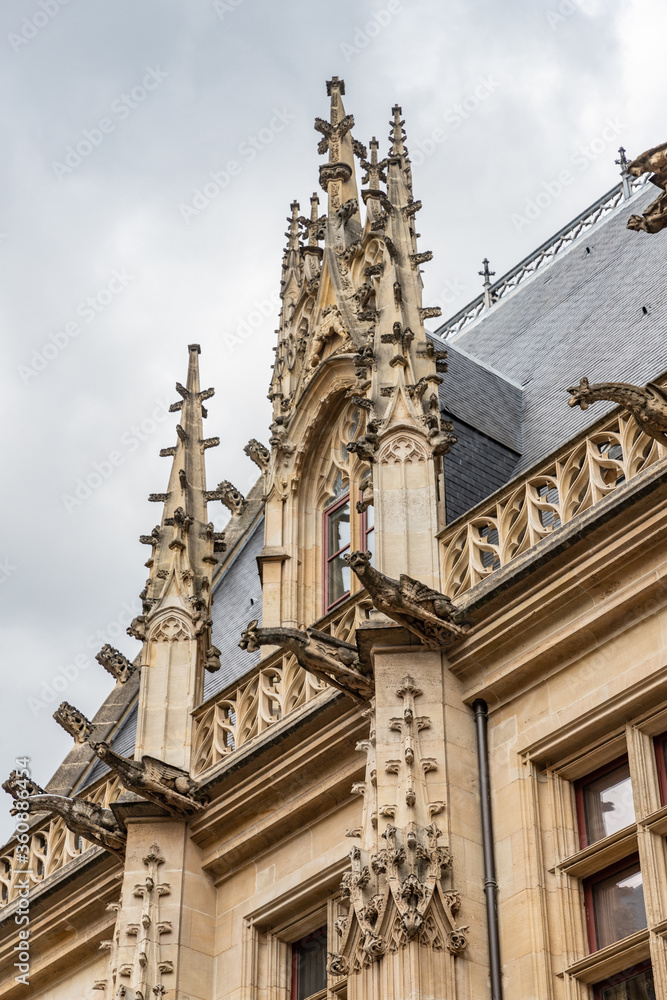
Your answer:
239;621;374;701
23;794;126;858
347;420;381;464
88;743;205;817
95;644;136;684
207;480;247;516
3;770;44;800
626;141;667;234
244;438;271;473
53;701;93;743
344;552;469;648
567;376;667;446
427;421;457;457
269;415;295;454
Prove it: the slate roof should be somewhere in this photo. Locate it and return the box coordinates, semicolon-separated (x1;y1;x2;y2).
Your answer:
82;702;138;788
204;517;264;701
434;183;667;480
442;415;520;523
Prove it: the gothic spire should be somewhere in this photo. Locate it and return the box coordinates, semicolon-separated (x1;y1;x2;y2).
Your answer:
136;344;221;655
315;76;362;233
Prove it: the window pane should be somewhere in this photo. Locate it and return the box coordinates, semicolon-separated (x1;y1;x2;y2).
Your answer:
599;967;655;1000
365;527;375;565
583;761;635;844
328;502;350;554
365;503;374;531
329;554;350;606
592;864;647;950
294;928;327;1000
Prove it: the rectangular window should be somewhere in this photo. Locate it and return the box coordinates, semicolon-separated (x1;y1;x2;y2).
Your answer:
324;494;351;610
594;962;655;999
575;757;635;849
291;927;328;1000
584;857;647;952
653;731;667;805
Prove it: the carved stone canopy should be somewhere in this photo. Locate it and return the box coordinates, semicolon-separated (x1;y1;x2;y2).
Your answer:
329;823;468;975
567;376;667;446
344;551;469;647
239;620;374;701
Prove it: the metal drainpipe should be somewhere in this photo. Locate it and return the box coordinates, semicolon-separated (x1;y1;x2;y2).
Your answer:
473;698;504;1000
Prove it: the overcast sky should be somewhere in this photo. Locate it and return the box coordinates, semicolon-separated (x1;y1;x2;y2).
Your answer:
1;0;663;843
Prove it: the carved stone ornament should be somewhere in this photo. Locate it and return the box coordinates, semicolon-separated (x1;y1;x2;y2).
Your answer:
330;823;468;974
427;421;457;457
25;793;126;857
98;844;173;999
149;614;194;644
345;551;469;647
626;141;667;233
567;376;667;446
239;620;374;701
347;419;382;465
53;701;93;743
95;644;137;684
207;480;247;516
244;438;271;472
2;769;44;800
88;743;205;817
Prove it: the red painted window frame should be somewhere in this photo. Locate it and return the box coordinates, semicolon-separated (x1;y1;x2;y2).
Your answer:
360;495;374;560
290;926;328;1000
583;853;643;953
654;731;667;806
592;960;653;999
574;755;632;851
323;491;351;613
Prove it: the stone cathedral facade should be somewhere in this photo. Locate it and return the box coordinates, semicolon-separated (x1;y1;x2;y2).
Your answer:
2;81;667;1000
